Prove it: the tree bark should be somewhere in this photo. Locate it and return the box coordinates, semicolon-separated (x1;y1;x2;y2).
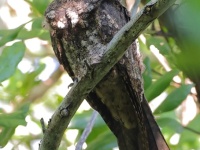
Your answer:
41;0;175;149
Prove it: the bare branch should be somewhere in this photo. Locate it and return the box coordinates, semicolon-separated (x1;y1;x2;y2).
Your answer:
28;66;63;102
131;0;141;17
39;0;176;149
75;110;98;150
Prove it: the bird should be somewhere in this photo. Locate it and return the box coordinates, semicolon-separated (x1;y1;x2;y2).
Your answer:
45;0;169;149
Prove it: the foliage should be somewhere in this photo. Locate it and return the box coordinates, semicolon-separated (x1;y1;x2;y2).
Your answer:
0;0;200;149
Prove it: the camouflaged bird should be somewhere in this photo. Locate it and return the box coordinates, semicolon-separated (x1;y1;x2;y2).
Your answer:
45;0;169;149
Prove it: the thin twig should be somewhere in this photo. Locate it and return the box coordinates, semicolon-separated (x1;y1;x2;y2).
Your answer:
75;110;98;150
183;126;200;135
40;118;46;134
27;66;63;102
131;0;141;18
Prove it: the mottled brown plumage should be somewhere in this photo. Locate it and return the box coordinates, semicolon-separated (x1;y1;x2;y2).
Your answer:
45;0;169;149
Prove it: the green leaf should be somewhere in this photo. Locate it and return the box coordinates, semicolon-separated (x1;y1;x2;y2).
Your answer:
0;103;29;148
69;110;105;129
156;117;183;133
70;110;117;149
25;0;52;16
0;42;26;82
147;36;171;56
145;69;179;101
16;17;50;41
70;110;116;149
0;22;29;47
154;84;193;114
17;29;50;41
178;114;200;149
0;112;27;127
32;0;51;15
0;127;15;148
32;17;44;29
4;63;45;98
86;130;117;150
0;103;29;127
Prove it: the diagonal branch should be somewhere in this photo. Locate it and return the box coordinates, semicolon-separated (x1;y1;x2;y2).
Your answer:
39;0;176;149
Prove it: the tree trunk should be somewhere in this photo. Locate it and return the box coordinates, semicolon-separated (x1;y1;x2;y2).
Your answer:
45;0;169;149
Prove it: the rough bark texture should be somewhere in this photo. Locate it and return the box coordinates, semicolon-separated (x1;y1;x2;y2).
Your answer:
45;0;169;149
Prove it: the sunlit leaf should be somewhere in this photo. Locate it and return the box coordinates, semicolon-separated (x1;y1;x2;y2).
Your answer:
0;112;27;127
17;29;49;41
0;103;30;148
0;103;29;127
147;36;171;56
16;18;49;41
3;63;45;99
178;114;200;149
25;0;52;15
0;42;25;83
154;84;193;114
32;17;44;29
0;21;30;47
145;69;179;101
0;127;15;148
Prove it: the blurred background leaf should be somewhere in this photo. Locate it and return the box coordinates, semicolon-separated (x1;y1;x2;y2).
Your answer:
145;69;179;101
154;84;193;114
0;42;25;82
